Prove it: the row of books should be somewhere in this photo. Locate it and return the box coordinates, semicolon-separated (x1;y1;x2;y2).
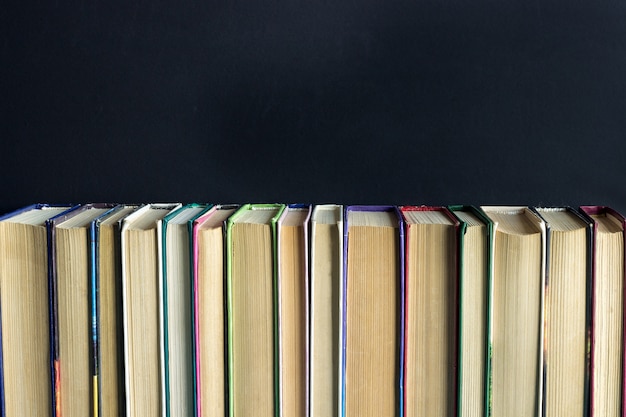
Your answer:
0;203;623;417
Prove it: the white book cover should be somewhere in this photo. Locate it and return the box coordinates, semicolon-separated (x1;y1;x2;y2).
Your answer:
120;203;181;417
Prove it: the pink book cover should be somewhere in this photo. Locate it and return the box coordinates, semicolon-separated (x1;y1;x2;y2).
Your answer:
192;205;238;417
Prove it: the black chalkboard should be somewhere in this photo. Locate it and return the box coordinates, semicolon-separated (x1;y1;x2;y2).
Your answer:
2;1;625;213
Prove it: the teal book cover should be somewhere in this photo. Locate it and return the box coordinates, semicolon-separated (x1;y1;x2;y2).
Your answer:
161;204;212;417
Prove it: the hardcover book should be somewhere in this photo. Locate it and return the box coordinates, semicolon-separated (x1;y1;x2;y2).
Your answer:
342;206;404;417
50;203;117;417
579;206;626;417
310;204;343;417
401;206;459;417
276;204;311;417
0;204;72;417
226;204;285;417
161;204;211;417
533;207;591;417
120;203;181;417
448;205;492;417
481;206;545;417
192;205;239;417
91;204;138;417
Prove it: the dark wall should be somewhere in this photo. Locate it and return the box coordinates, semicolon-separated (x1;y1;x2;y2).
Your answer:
2;1;626;214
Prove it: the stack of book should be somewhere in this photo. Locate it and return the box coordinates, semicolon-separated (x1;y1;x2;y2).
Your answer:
0;203;623;417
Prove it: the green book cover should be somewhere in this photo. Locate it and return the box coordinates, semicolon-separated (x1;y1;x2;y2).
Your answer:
226;204;285;417
449;205;493;417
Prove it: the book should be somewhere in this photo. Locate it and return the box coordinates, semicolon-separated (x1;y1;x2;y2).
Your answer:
481;206;545;417
0;204;72;417
226;204;285;417
342;206;403;417
92;205;138;417
161;204;212;417
120;203;181;417
192;204;239;417
532;207;591;417
276;204;311;417
401;206;459;417
448;206;492;417
310;204;343;417
51;204;118;417
579;206;626;417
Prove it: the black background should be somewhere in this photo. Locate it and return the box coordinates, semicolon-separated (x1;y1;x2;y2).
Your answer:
2;1;626;214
